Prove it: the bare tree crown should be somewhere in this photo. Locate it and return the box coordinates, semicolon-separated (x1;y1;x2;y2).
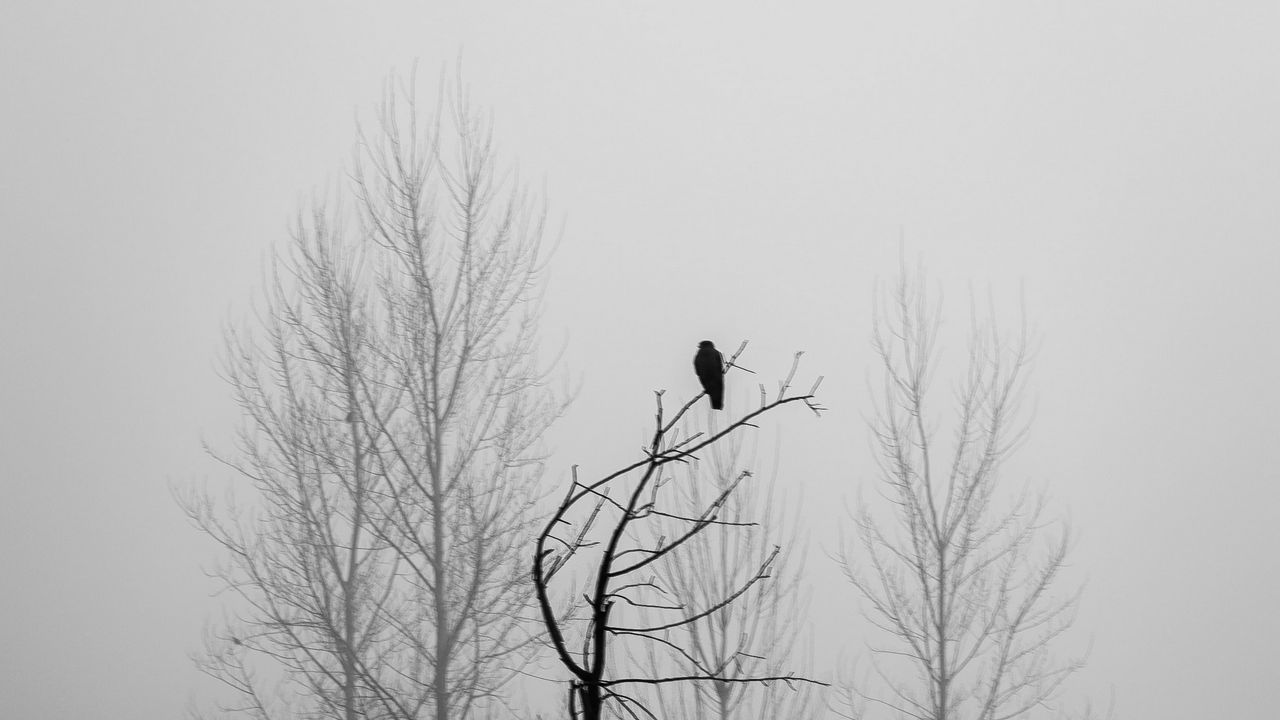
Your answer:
181;70;565;720
533;343;826;720
838;268;1086;720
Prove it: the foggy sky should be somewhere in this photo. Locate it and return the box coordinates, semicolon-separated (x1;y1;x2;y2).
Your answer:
2;2;1278;718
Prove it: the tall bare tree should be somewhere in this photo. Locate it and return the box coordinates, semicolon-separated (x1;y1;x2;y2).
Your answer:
836;267;1084;720
636;422;819;720
533;345;826;720
182;71;563;720
350;72;563;720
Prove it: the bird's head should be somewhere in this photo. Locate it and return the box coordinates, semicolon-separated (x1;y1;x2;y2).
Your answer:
698;340;715;349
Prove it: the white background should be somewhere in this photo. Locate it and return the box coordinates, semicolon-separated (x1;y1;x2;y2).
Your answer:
2;2;1277;718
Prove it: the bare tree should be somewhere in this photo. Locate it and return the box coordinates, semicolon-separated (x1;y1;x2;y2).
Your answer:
533;345;827;720
636;421;820;720
182;70;563;720
349;71;564;720
836;266;1084;720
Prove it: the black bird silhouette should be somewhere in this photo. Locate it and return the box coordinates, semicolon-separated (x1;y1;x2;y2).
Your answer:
693;340;725;410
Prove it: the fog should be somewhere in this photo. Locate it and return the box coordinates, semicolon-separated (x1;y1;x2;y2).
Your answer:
2;2;1278;718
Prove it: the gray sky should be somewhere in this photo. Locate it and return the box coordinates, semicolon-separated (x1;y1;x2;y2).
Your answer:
2;1;1278;718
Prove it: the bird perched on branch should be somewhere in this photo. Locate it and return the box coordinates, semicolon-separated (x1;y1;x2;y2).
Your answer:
693;340;725;410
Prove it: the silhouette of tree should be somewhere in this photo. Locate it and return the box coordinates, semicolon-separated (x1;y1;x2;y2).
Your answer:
533;344;826;720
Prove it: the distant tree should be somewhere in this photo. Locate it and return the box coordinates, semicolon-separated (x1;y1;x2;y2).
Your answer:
349;71;565;720
836;266;1086;720
532;344;827;720
181;70;563;720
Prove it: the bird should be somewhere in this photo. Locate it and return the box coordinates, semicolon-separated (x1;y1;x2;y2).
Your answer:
693;340;725;410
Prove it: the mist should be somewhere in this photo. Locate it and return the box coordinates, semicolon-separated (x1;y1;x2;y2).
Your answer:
2;2;1278;719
